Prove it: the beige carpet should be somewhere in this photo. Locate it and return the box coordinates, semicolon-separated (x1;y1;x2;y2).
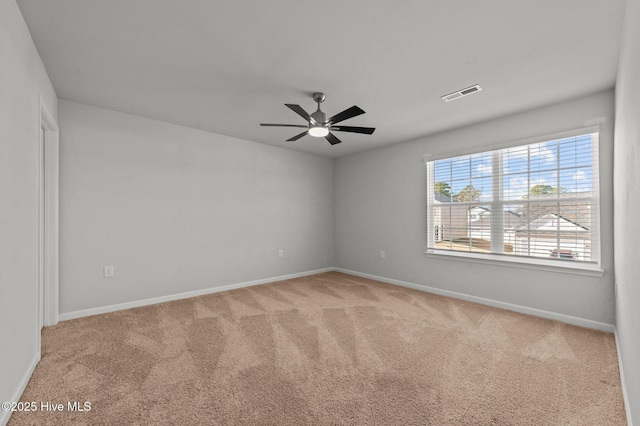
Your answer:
10;272;626;425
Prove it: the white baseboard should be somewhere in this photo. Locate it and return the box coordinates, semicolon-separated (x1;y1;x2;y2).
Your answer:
615;327;634;426
59;267;334;322
335;268;615;333
60;266;616;333
0;351;40;426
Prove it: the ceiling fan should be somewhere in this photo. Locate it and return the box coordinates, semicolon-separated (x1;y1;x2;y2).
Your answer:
260;92;375;145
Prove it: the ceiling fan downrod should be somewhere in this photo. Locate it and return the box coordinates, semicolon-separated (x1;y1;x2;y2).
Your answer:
310;94;327;125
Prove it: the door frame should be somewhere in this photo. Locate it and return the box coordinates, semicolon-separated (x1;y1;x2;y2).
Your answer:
38;97;59;330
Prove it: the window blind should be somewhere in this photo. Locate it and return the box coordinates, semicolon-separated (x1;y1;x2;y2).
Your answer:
426;132;599;264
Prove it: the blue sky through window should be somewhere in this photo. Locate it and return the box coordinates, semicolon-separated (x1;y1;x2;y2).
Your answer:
433;134;594;201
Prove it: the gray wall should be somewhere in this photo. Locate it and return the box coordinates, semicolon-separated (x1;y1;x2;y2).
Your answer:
58;100;333;315
614;0;640;422
0;0;57;419
335;90;615;325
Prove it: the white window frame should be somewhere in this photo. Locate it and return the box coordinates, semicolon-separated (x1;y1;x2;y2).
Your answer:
424;127;603;277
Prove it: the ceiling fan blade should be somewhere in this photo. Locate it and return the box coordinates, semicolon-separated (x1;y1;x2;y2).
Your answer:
330;125;376;135
285;104;312;123
328;106;365;125
260;124;308;128
325;132;342;145
287;131;308;142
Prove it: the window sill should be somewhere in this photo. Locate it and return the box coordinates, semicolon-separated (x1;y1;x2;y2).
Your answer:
424;249;604;277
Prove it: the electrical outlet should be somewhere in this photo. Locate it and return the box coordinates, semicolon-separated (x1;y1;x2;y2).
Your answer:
104;265;114;278
278;249;284;258
380;250;385;259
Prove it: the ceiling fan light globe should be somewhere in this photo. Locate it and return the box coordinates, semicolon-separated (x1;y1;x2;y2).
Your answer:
308;126;329;137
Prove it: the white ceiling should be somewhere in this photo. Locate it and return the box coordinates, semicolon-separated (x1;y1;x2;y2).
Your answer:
17;0;626;158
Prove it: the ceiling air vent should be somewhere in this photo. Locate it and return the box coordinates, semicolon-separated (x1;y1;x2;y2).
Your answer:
441;84;482;102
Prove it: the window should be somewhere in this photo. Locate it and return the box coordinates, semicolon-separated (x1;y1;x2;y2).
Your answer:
426;131;599;266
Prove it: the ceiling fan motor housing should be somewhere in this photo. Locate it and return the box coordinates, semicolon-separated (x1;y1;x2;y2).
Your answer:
310;110;327;125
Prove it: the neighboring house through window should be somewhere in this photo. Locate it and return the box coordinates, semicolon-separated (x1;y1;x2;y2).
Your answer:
425;130;600;267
